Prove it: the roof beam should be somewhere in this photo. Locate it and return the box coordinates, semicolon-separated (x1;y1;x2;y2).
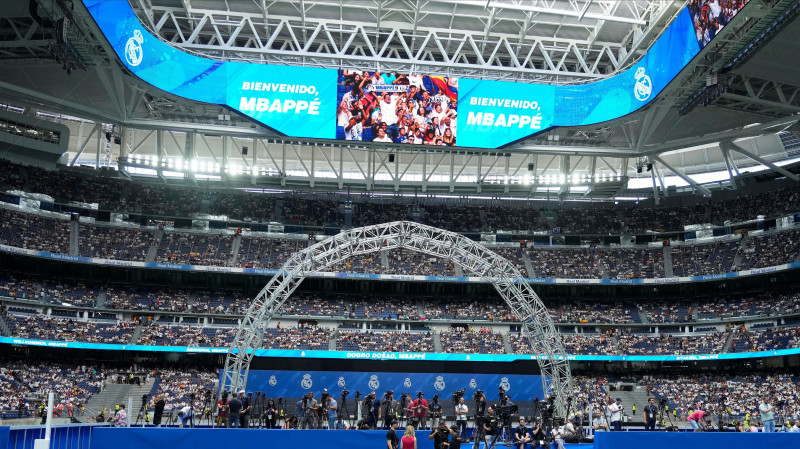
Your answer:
484;1;646;25
721;141;800;182
652;155;712;196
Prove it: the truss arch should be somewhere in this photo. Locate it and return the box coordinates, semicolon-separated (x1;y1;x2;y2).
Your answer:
222;221;574;416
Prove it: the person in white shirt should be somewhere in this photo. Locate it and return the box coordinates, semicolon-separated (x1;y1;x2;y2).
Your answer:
455;397;468;437
592;411;608;432
372;127;393;143
789;420;800;432
112;404;127;427
608;398;622;431
178;404;194;428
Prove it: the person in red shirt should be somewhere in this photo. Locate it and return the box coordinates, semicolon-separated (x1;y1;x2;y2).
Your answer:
408;392;428;429
687;408;709;431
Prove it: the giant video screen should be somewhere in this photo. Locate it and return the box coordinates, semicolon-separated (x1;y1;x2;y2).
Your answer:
689;0;750;48
336;71;458;145
83;0;753;149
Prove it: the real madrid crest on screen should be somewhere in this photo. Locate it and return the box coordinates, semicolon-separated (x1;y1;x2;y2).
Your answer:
469;379;478;389
634;67;653;102
434;376;446;391
124;29;143;67
499;377;511;392
368;375;380;390
337;377;346;388
269;375;277;386
301;373;313;390
404;378;412;388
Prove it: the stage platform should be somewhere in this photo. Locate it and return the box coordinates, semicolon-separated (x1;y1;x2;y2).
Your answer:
1;426;798;449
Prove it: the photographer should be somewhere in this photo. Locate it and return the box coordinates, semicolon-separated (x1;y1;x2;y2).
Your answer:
687;408;709;432
642;397;658;431
265;399;278;429
455;396;468;437
562;414;581;443
384;391;398;429
607;398;622;431
152;394;165;427
429;420;450;449
530;419;547;449
408;392;429;429
216;392;230;428
326;393;338;430
302;392;319;429
177;403;194;428
387;422;400;449
432;394;442;429
368;391;381;430
473;390;486;442
482;407;499;449
759;397;775;433
513;418;531;449
447;425;465;449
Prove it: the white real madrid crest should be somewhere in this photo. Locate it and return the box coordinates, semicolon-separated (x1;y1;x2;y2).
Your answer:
368;375;380;390
125;29;144;67
469;379;477;389
434;376;446;391
337;377;346;387
499;377;511;392
301;373;313;390
268;375;277;386
634;67;652;102
404;378;412;388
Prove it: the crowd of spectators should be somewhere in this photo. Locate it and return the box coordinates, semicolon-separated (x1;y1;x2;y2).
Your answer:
3;158;800;234
151;368;218;412
729;326;800;352
5;314;134;343
439;327;505;354
647;372;799;420
0;361;104;416
738;229;800;270
79;225;155;260
337;330;433;352
617;332;729;355
3;205;800;280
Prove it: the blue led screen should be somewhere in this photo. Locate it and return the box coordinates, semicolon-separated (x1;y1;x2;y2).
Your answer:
82;0;748;149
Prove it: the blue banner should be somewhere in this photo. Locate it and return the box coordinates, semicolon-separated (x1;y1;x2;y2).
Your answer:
242;370;546;399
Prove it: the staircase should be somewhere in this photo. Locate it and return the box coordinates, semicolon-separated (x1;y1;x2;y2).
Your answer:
722;329;736;353
127;378;157;425
228;234;242;267
663;246;674;277
432;332;443;352
501;333;513;354
69;220;80;256
380;249;389;270
84;382;133;420
129;325;144;344
732;234;749;271
613;385;652;424
454;264;464;277
522;251;534;277
96;291;107;308
0;313;12;336
328;332;337;351
145;229;164;263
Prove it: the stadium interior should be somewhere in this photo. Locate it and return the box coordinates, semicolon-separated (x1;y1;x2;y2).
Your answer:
1;0;800;448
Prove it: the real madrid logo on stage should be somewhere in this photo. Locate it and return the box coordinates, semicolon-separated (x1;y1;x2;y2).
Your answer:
301;373;313;390
434;376;446;391
337;377;346;387
368;375;380;390
404;378;412;388
499;377;511;392
268;375;277;386
634;67;652;102
125;29;144;67
469;379;477;389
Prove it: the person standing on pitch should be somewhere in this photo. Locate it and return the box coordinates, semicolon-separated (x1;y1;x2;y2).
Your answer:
608;398;622;431
642;398;658;431
455;396;468;437
759;397;775;433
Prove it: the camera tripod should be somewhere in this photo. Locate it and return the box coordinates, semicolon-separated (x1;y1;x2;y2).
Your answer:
656;400;677;431
134;394;149;427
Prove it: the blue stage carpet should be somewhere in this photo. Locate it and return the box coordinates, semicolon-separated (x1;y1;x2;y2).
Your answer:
87;428;800;449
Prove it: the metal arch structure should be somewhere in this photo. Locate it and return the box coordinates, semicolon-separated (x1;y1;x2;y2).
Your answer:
222;220;574;417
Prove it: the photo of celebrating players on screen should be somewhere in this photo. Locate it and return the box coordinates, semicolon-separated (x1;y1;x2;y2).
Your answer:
689;0;749;48
336;71;458;146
